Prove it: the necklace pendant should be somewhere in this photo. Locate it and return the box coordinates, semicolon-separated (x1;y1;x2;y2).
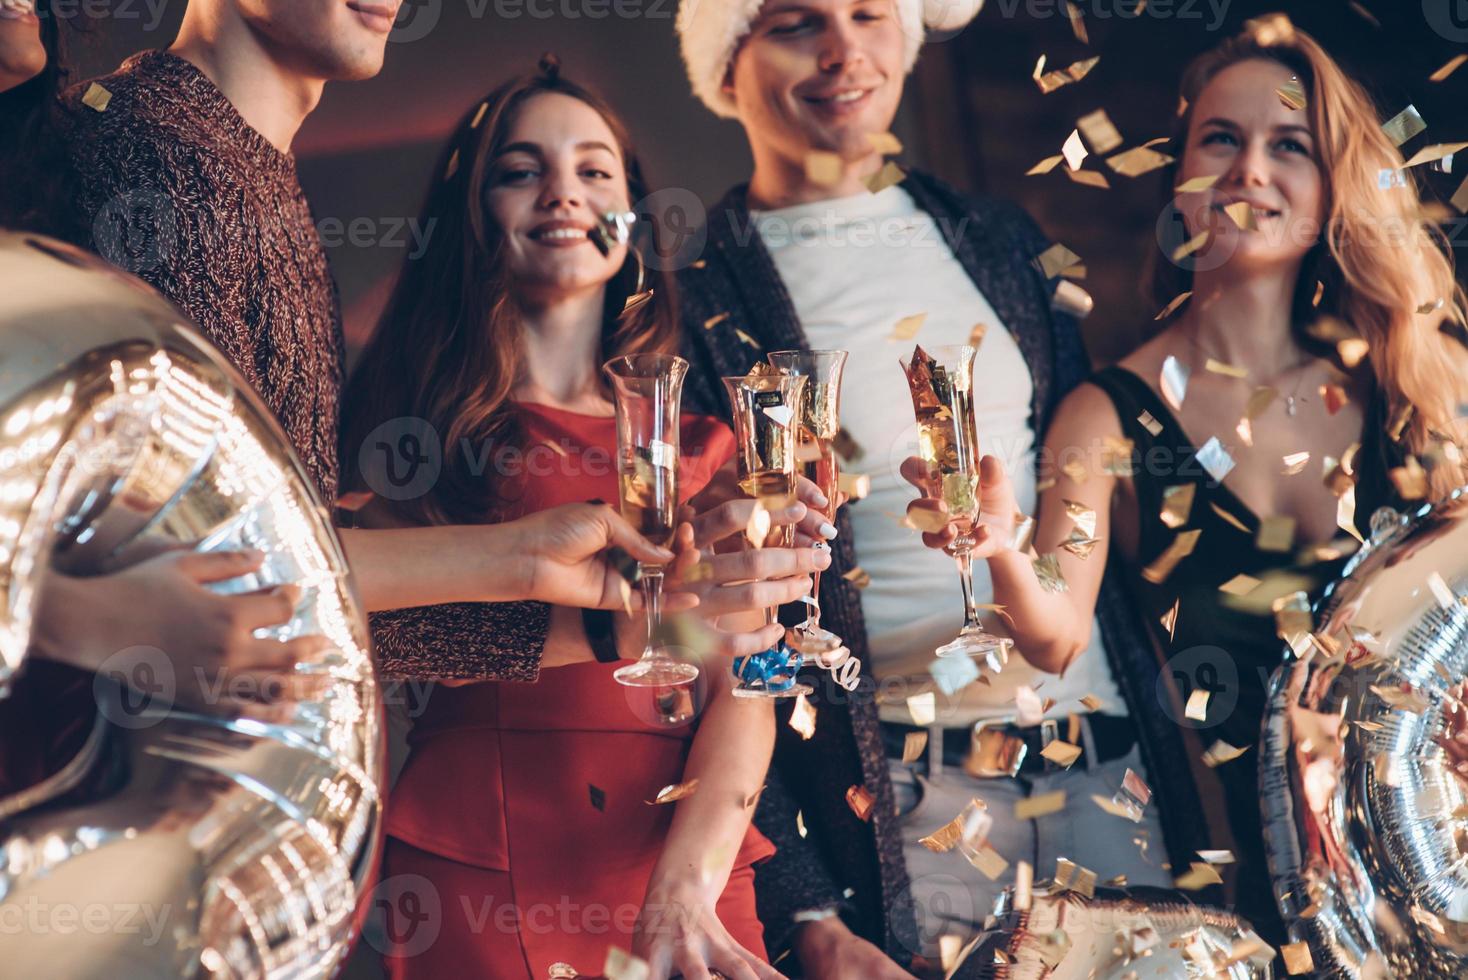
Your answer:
1285;395;1298;416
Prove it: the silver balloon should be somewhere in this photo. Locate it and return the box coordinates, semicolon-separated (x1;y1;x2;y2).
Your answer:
0;231;383;977
970;884;1274;978
1262;494;1468;977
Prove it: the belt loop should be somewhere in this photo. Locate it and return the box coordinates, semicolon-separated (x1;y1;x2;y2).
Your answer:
928;724;943;780
1077;713;1100;772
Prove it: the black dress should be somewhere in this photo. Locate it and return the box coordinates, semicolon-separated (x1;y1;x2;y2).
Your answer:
1089;365;1403;947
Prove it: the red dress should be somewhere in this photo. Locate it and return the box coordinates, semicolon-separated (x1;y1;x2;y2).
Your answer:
380;403;774;979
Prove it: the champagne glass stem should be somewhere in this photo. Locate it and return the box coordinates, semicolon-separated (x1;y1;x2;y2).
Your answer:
808;570;823;630
954;543;984;634
641;566;664;653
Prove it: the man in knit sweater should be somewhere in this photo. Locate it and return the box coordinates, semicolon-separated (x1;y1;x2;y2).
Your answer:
673;0;1204;976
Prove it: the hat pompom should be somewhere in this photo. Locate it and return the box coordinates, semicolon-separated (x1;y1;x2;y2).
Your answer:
923;0;985;31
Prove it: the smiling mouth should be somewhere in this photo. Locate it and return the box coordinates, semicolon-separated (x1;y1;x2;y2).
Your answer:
529;228;589;242
1212;203;1282;221
803;88;873;107
346;1;399;30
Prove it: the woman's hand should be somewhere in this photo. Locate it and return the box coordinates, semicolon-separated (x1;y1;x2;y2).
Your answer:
903;454;1020;557
792;917;916;980
633;881;785;980
510;502;697;613
33;549;328;711
687;460;838;549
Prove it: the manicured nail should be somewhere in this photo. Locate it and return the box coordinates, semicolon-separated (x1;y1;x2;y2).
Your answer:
819;522;838;540
813;549;832;568
810;488;829;507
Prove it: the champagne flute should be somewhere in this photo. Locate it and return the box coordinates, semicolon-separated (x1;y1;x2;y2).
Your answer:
900;344;1012;664
605;353;700;688
767;350;859;687
721;368;814;699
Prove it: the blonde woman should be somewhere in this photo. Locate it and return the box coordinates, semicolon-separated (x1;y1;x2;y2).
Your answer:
908;26;1467;945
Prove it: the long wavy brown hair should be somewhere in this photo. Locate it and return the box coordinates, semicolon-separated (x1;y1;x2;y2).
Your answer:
340;58;680;526
1147;28;1468;497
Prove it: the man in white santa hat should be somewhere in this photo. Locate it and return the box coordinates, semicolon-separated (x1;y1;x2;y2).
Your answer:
674;0;1194;975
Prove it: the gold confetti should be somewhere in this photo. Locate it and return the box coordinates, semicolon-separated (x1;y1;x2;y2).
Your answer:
1337;337;1370;368
1256;515;1297;553
1015;790;1066;820
1276;76;1307;111
1033;554;1069;594
1320;383;1348;415
1064;0;1088;44
1161;483;1196;529
867;132;903;155
1211;502;1250;533
1138;410;1163;436
1223;201;1258;230
1027;154;1065;175
1244;12;1295;45
734;327;759;348
866;160;906;194
832;427;863;462
1389;456;1428;500
907;692;936;726
1282;451;1311;475
902;731;928;764
1062;129;1088;170
805;151;844;187
1014;860;1034;910
1185;688;1210;722
1033;54;1101;94
1099;435;1135;476
966;842;1010;879
703;312;730;331
647;779;699;804
1142;528;1201;583
1416;297;1445;315
1160;599;1179;640
1381;105;1427;147
1220;573;1261;596
1430;53;1468;83
1041;740;1083;768
842;566;870;589
1175;174;1220;194
907;506;950;535
790;692;817;740
1281;941;1315;975
745;500;771;548
1175;861;1224;890
845;785;875;822
795;809;807;838
1078;109;1123;154
1403;142;1468;168
1205;357;1248;379
1348;0;1380;27
918;812;964;852
1107;145;1174;178
444;148;460;180
1054;857;1098;898
1155;290;1192;321
1202;740;1249;767
1170;230;1210;262
1160;354;1189;409
81;82;112;113
837;472;871;501
889;312;927;342
1065;168;1110;189
1079;693;1103;711
1064;499;1098;537
1033;242;1083;280
1090;793;1140;820
604;946;651;980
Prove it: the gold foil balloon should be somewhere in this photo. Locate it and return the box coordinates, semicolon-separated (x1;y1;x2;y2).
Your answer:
0;232;383;976
1262;496;1468;977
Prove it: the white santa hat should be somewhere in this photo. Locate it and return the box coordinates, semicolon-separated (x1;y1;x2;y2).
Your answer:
677;0;985;119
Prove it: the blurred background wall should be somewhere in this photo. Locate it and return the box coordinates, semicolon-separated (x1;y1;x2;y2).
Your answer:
64;0;1468;366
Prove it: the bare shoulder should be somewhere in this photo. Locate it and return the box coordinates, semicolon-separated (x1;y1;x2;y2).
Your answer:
1049;379;1125;448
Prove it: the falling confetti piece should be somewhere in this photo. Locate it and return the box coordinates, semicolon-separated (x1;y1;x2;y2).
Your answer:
1282;451;1311;475
1027;154;1065;175
1161;483;1196;529
1220;573;1261;596
1033;242;1084;280
908;506;951;535
1064;499;1098;538
1197;437;1236;482
867;131;903;155
1430;53;1468;83
1175;174;1220;194
1244;12;1295;45
745;501;771;548
647;779;699;805
1381;105;1427;147
1337;337;1370;368
734;327;760;348
889;312;927;341
838;471;871;501
1138;410;1163;436
1160;599;1180;640
805;151;844;187
762;404;795;428
1198;849;1236;864
1205;357;1248;379
1059;527;1101;560
1171;230;1210;262
866;160;906;194
1202;740;1249;767
795;809;807;838
444;149;460;180
1155;291;1192;320
1276;77;1307;111
790;692;817;740
1185;688;1210;722
902;731;928;764
842;566;870;589
604;946;651;980
1389;456;1428;500
1403;142;1468;168
1160;355;1190;409
1066;167;1112;190
1079;693;1103;711
1175;861;1224;890
907;691;936;726
1416;297;1445;315
1078;109;1123;154
1064;0;1088;44
704;311;730;330
1256;515;1297;553
1015;790;1066;820
1210;502;1250;533
929;653;980;696
1107;145;1174;178
846;785;875;822
1320;383;1348;414
918;812;964;853
966;843;1010;879
1061;129;1088;171
1014;860;1034;910
1055;857;1098;898
1223;200;1259;230
81;83;112;113
1281;941;1315;975
1348;0;1380;27
1033;554;1069;593
1041;740;1083;768
1142;528;1202;584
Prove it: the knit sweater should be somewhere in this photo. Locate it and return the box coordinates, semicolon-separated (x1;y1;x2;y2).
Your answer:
57;50;343;503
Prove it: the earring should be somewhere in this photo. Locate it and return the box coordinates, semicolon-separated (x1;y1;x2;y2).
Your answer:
621;246;653;315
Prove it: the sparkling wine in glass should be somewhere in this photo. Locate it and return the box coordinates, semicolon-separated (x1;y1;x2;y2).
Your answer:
767;350;857;683
722;367;813;699
605;353;699;688
901;344;1012;664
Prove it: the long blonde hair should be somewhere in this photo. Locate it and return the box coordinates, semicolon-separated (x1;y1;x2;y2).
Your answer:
1148;28;1468;498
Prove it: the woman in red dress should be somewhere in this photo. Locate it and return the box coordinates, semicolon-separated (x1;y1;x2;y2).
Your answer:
342;58;828;980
